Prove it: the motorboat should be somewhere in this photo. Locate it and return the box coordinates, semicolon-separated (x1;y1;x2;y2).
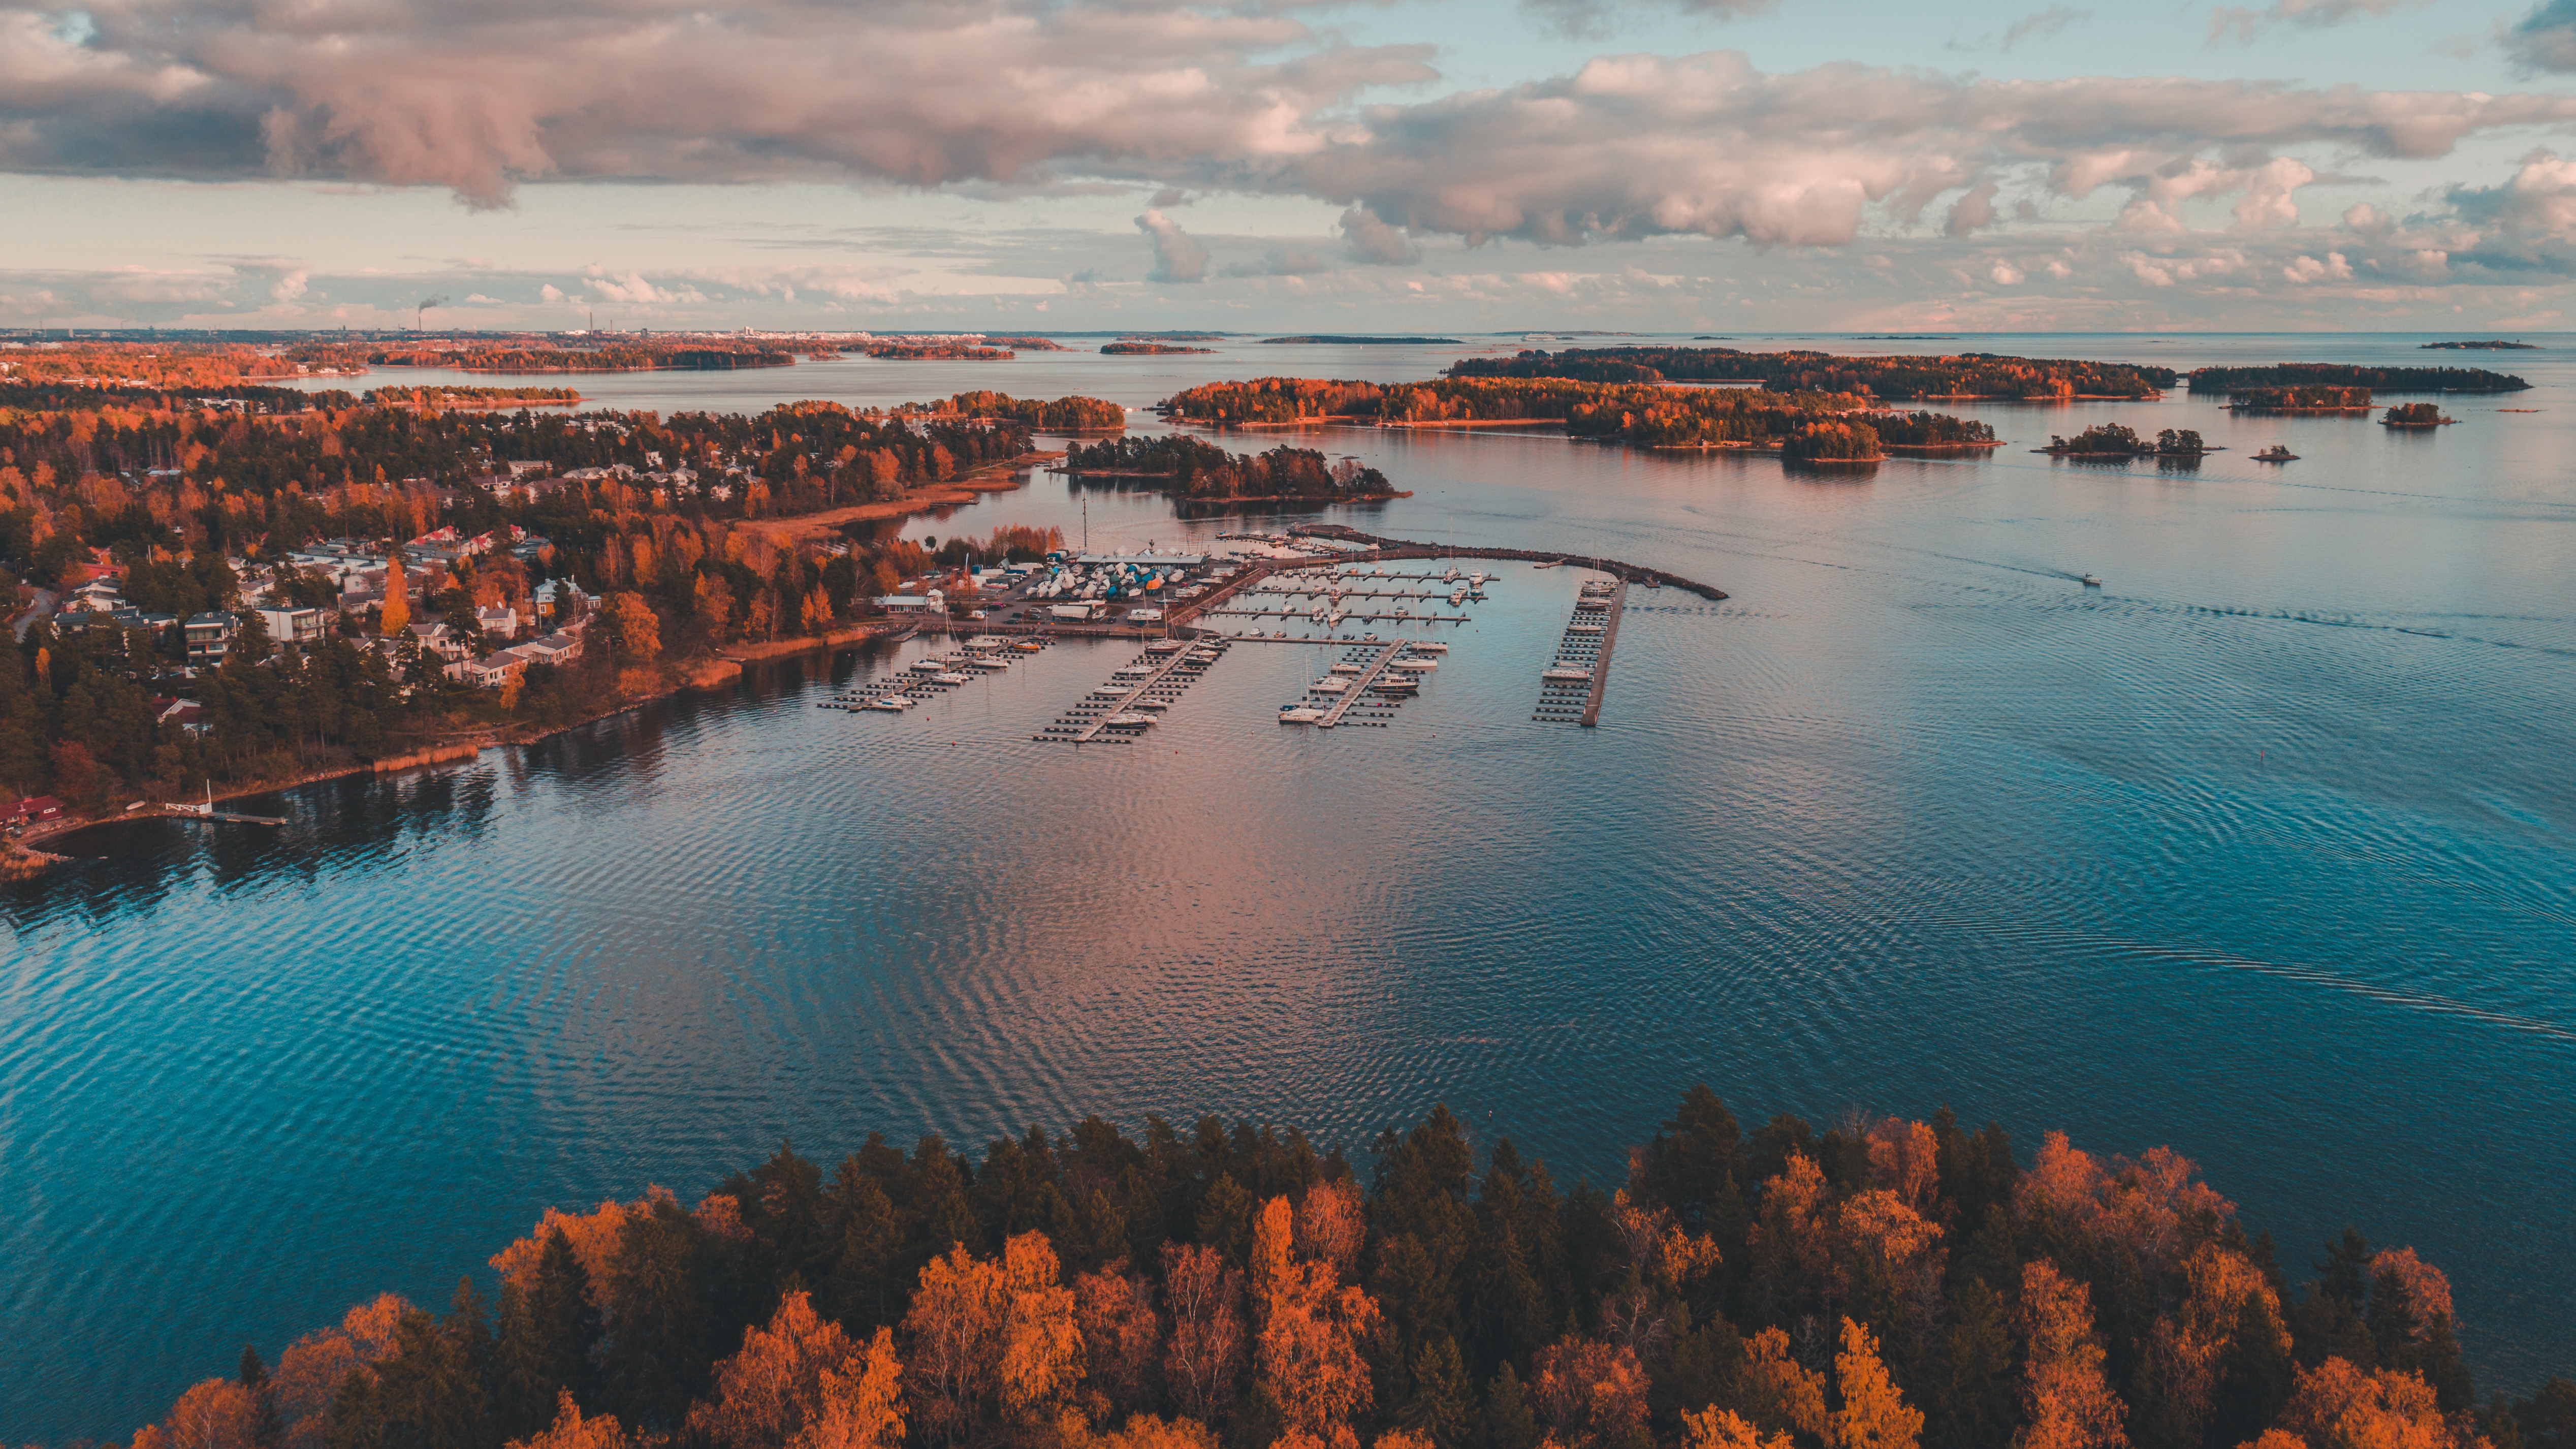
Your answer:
968;656;1010;670
907;658;946;673
865;697;916;711
1569;622;1605;635
1012;641;1044;652
2081;575;2103;588
933;672;971;685
1279;706;1326;724
1410;642;1449;654
1329;663;1364;675
1312;679;1351;695
1103;712;1157;728
1542;665;1592;682
1391;657;1438;672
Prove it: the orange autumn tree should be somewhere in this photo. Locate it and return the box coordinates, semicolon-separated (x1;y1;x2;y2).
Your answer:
903;1232;1083;1445
2020;1261;2130;1449
2244;1357;2467;1449
508;1391;635;1449
1250;1194;1382;1449
1161;1242;1248;1424
687;1289;904;1449
1834;1318;1924;1449
1682;1408;1794;1449
1530;1336;1651;1449
130;1376;258;1449
1729;1318;1919;1449
380;551;409;636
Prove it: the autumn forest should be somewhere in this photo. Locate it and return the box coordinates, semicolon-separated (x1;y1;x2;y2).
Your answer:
109;1094;2574;1449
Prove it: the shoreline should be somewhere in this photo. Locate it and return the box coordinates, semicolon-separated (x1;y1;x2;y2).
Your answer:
8;456;1054;872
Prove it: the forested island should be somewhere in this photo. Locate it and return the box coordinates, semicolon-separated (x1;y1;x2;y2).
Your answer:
1448;350;2174;401
2037;425;2212;458
1104;344;1219;356
1157;378;1995;455
2223;388;2372;414
1261;337;1464;346
925;393;1127;431
1060;436;1399;501
866;344;1016;361
2381;404;2456;428
0;373;1138;834
2420;341;2536;351
106;1092;2571;1449
2186;365;2528;395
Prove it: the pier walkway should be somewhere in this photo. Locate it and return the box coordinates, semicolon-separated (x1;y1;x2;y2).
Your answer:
1320;642;1403;728
1069;645;1203;743
1583;581;1628;727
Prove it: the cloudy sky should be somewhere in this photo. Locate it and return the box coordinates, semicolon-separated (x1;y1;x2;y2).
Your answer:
8;0;2576;332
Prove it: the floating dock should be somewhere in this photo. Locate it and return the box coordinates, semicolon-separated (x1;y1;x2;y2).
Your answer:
1037;639;1230;744
1535;579;1626;726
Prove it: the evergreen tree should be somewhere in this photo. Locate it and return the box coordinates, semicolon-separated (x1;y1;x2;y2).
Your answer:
497;1228;602;1438
1485;1364;1543;1449
241;1345;285;1449
601;1196;713;1427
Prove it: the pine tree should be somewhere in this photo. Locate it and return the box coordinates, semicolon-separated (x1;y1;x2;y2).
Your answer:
498;1228;602;1438
1484;1364;1542;1449
241;1345;285;1449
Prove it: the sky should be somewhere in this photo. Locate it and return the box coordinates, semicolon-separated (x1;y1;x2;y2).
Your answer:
8;0;2576;332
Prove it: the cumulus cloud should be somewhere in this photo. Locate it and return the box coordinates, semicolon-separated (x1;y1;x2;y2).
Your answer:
2448;150;2576;241
1136;209;1209;282
0;0;1434;207
1945;180;2000;236
2282;251;2352;282
1293;54;2570;251
5;5;2573;280
1340;206;1419;264
2508;0;2576;72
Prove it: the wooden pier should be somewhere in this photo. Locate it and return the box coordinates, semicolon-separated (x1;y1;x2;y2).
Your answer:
1582;581;1628;727
1319;642;1404;728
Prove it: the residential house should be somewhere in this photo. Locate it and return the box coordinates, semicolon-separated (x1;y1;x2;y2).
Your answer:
184;612;236;666
474;606;521;641
254;606;327;647
4;796;65;828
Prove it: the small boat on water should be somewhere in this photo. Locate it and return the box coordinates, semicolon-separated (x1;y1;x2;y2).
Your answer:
1542;664;1592;682
865;697;916;711
1279;706;1326;724
2081;575;2103;588
1011;641;1044;652
1410;642;1449;654
1329;663;1364;675
1391;657;1438;672
1312;679;1351;695
968;656;1010;670
2254;445;2299;462
933;672;971;685
1103;712;1157;728
907;658;946;673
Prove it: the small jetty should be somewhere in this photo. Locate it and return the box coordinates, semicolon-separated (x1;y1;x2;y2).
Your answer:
1536;578;1626;726
1037;638;1230;744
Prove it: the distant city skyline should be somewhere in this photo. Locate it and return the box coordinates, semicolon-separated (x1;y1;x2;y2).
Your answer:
8;0;2576;332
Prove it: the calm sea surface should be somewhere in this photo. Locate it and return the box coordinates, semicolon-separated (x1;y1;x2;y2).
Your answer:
6;334;2573;1438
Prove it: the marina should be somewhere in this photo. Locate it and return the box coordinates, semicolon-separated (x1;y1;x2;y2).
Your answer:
1038;638;1232;743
